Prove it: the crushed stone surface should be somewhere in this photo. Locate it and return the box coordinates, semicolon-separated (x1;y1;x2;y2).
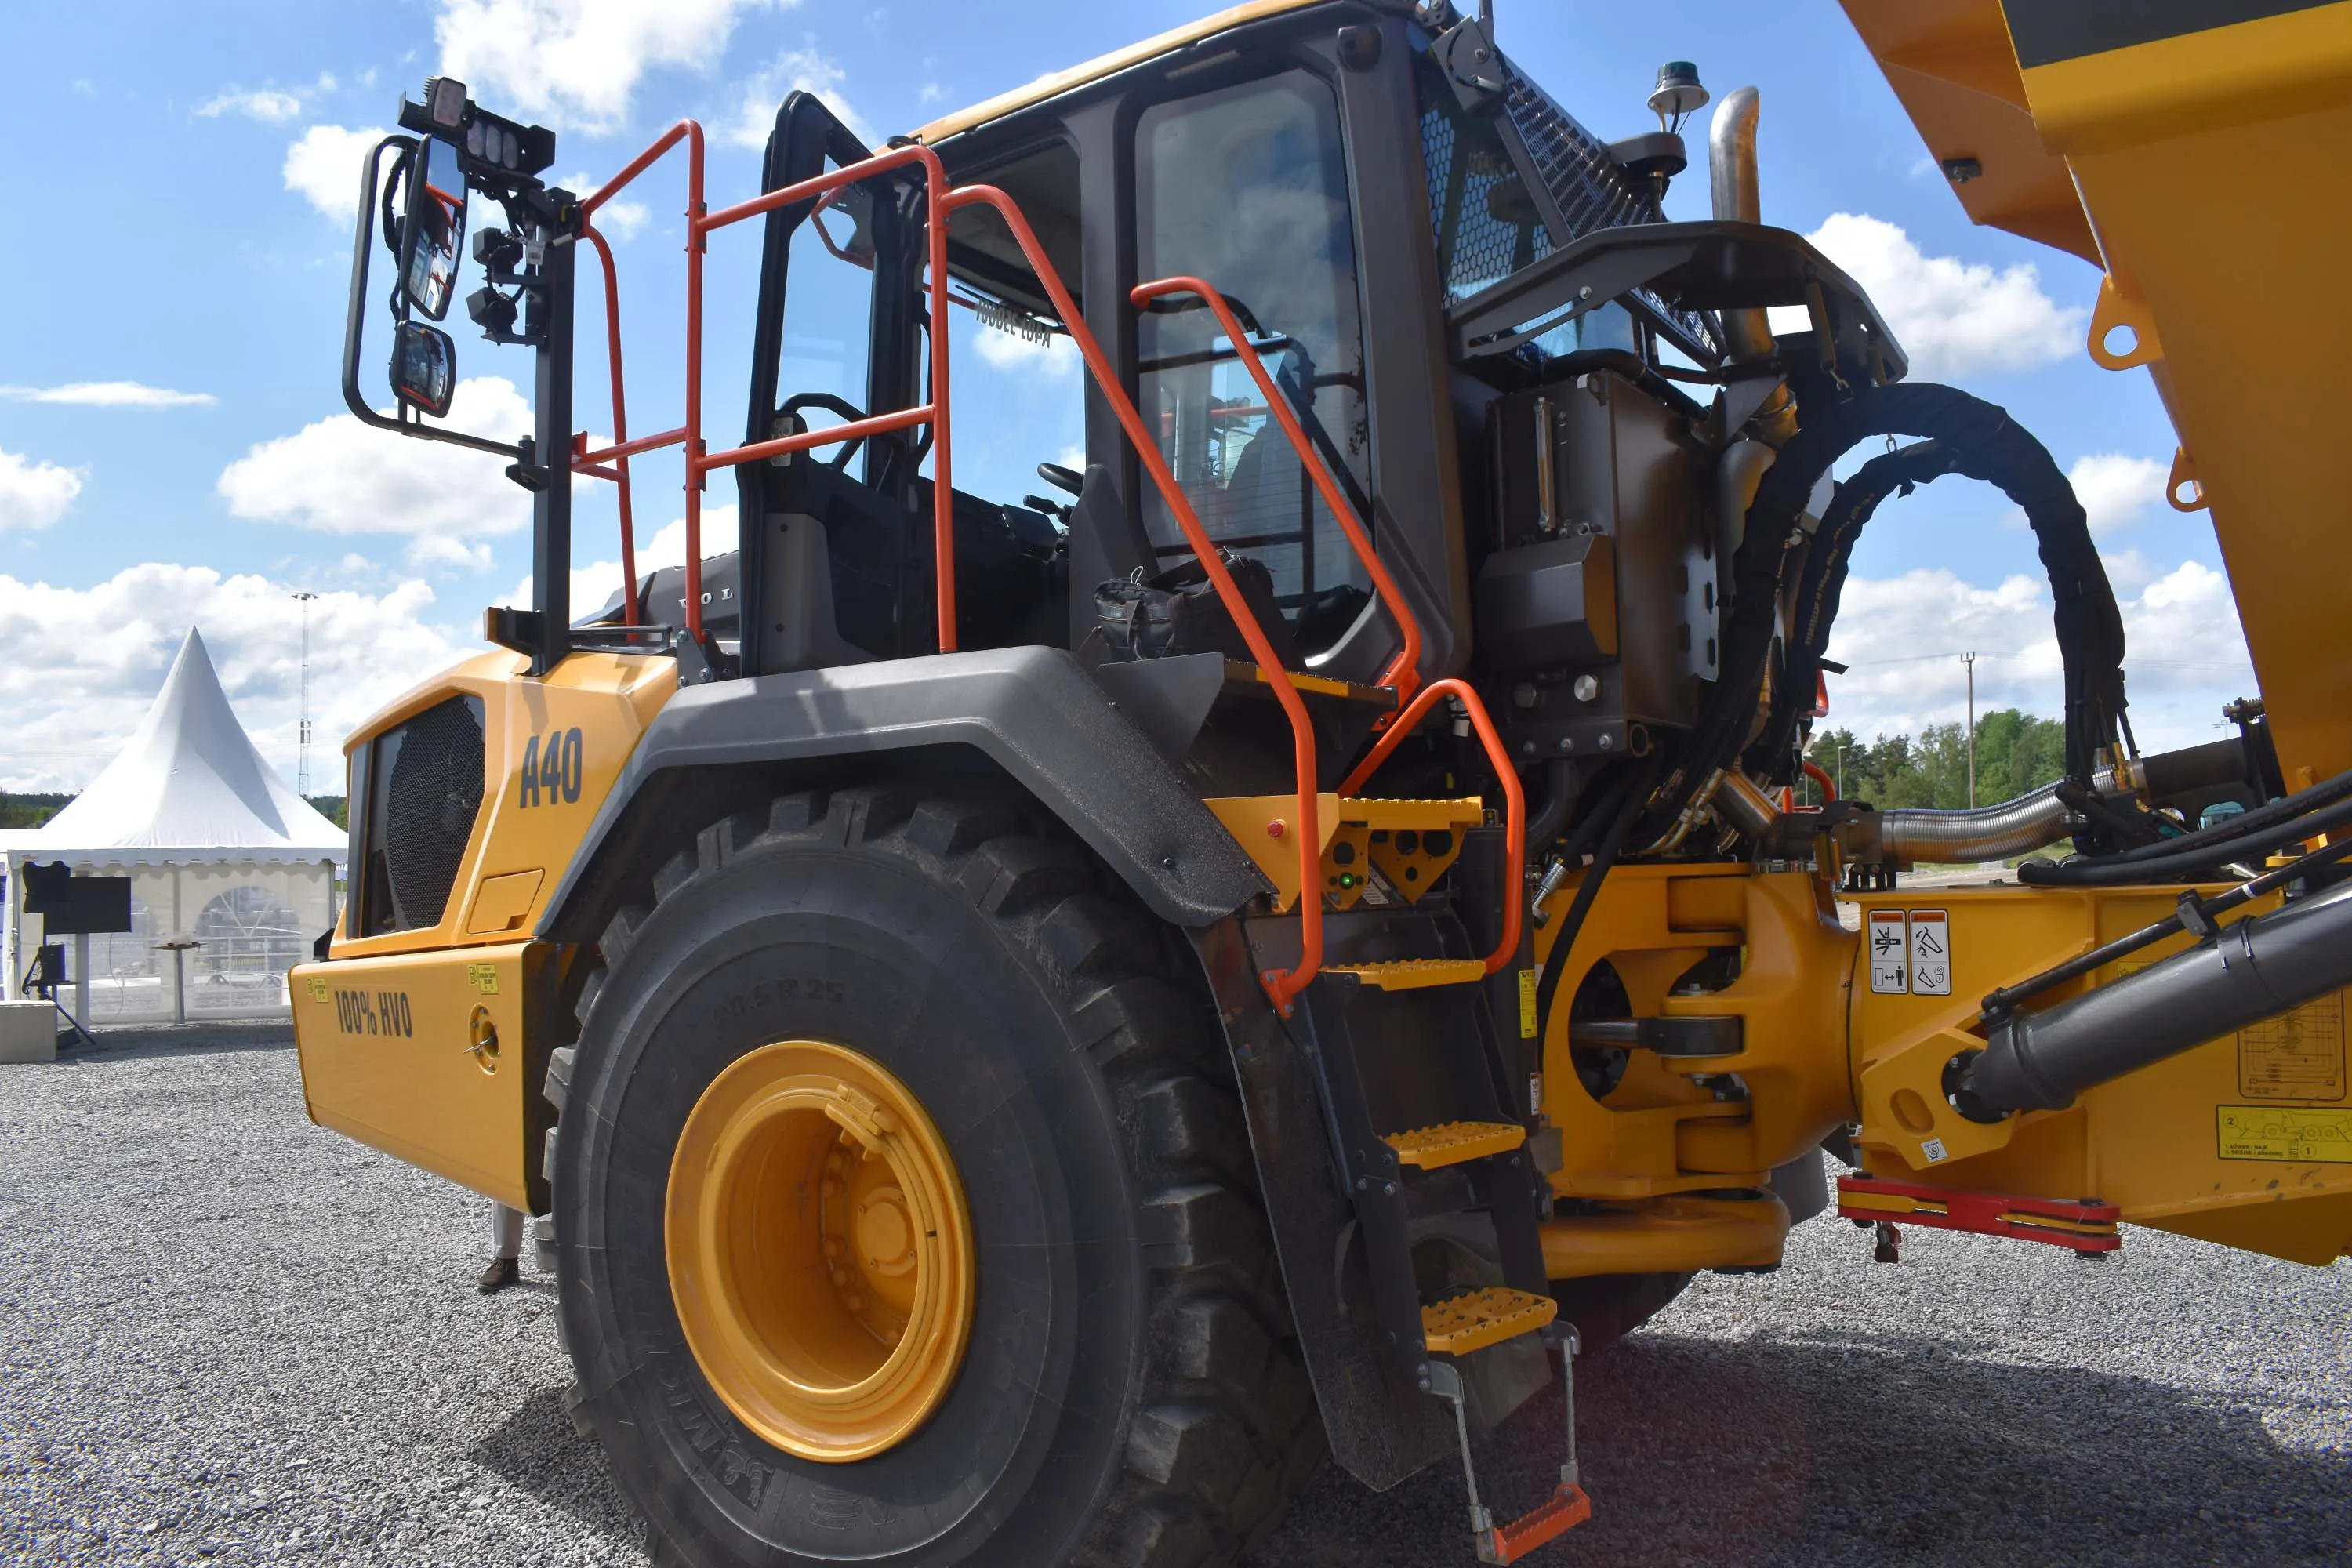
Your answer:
2;1027;2346;1566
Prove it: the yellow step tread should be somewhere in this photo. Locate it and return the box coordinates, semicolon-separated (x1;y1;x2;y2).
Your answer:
1385;1120;1526;1169
1326;958;1486;990
1421;1287;1559;1355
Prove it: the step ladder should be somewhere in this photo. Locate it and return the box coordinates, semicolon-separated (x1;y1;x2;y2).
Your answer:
1296;958;1594;1563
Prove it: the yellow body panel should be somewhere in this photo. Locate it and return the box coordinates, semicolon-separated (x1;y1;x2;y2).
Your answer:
292;648;675;1201
1847;0;2352;780
291;940;552;1210
1849;885;2352;1265
1538;1192;1790;1280
1535;863;1856;1202
332;649;676;959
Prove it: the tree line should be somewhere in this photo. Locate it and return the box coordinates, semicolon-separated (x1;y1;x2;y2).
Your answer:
1804;708;2067;811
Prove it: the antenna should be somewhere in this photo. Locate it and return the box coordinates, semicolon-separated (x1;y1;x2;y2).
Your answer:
293;591;320;797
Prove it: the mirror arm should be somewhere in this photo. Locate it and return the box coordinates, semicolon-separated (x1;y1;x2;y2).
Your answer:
343;133;528;462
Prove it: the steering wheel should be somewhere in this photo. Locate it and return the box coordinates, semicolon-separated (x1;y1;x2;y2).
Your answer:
779;392;869;470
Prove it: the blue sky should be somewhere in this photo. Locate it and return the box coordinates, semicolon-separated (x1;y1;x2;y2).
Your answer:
0;0;2256;791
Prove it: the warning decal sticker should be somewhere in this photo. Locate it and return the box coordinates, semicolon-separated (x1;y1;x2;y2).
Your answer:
2217;1105;2352;1163
1867;910;1907;995
2237;993;2345;1101
1907;909;1951;996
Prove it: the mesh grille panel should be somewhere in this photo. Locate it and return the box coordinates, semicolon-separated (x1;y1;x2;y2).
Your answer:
1502;75;1722;361
372;695;485;933
1421;102;1553;304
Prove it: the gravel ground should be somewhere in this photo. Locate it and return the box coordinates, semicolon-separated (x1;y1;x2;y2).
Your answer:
3;1026;2347;1567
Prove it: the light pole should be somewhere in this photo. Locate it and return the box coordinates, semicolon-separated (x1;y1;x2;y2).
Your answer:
293;592;319;797
1961;651;1977;808
1837;743;1850;800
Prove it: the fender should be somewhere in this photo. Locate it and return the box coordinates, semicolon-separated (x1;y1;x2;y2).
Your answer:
538;645;1269;939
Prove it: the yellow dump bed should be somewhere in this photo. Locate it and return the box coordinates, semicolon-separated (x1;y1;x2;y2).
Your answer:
1844;0;2352;782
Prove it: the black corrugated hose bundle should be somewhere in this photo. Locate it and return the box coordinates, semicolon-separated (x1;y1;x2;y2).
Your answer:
1642;381;2131;849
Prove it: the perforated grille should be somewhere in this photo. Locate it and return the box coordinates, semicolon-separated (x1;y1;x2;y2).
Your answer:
365;694;485;934
1501;74;1722;362
1420;97;1552;304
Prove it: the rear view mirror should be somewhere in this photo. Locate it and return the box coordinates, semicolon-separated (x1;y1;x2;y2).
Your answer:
401;136;468;321
391;321;456;417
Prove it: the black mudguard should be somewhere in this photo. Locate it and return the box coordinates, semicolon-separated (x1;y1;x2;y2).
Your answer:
539;646;1268;941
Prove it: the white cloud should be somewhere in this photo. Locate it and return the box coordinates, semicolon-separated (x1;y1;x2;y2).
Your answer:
216;376;535;568
971;324;1079;376
198;72;336;122
920;82;947;106
1772;213;2085;379
198;87;304;122
438;0;787;133
0;446;86;532
285;124;393;222
566;172;652;240
728;42;866;148
0;382;215;409
2066;453;2169;536
523;505;740;616
0;566;468;793
1819;559;2257;755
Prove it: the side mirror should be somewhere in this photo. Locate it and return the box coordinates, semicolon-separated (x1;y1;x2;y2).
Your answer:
390;321;456;417
401;136;469;321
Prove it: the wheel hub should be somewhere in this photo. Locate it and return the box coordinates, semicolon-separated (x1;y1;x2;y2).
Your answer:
666;1039;975;1462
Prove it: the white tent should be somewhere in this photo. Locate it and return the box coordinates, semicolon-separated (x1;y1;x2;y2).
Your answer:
4;628;345;1025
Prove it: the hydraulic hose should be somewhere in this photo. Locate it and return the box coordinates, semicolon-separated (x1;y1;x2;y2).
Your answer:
1958;877;2352;1116
1523;758;1576;851
2021;786;2352;887
1748;440;1960;782
2032;760;2352;875
1656;383;2126;844
1531;760;1658;1054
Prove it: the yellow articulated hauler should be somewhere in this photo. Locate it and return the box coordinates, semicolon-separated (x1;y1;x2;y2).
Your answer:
292;3;2352;1563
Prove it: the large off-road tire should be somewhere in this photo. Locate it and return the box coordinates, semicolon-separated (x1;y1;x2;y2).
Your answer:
543;782;1323;1566
1550;1271;1693;1352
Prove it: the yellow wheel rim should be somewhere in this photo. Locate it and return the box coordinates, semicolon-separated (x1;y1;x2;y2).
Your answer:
666;1039;975;1463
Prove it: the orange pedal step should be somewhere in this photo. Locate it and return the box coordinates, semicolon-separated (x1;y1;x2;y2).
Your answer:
1479;1483;1592;1564
1385;1120;1526;1170
1326;957;1486;990
1421;1287;1557;1355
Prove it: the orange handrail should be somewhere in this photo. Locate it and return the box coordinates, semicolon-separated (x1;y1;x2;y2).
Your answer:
572;129;959;652
1127;278;1423;706
558;129;1520;1011
576;223;637;622
941;187;1327;1010
1338;677;1526;975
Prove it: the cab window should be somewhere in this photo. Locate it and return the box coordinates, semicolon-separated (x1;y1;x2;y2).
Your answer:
1134;69;1371;653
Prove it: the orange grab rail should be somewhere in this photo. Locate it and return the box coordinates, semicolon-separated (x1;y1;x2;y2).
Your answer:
572;128;959;652
1125;278;1424;706
561;128;1519;1010
1338;677;1526;975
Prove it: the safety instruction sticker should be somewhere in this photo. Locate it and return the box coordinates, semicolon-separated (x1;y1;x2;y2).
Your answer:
2217;1105;2352;1163
1867;910;1908;994
2238;993;2345;1100
1907;909;1951;996
1518;968;1538;1040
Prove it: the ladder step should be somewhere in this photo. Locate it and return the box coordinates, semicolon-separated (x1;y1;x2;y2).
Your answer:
1385;1120;1526;1170
1421;1287;1558;1356
1481;1483;1593;1565
1326;958;1486;991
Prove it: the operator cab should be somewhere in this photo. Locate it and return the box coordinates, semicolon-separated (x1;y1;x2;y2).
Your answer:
595;0;1743;713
